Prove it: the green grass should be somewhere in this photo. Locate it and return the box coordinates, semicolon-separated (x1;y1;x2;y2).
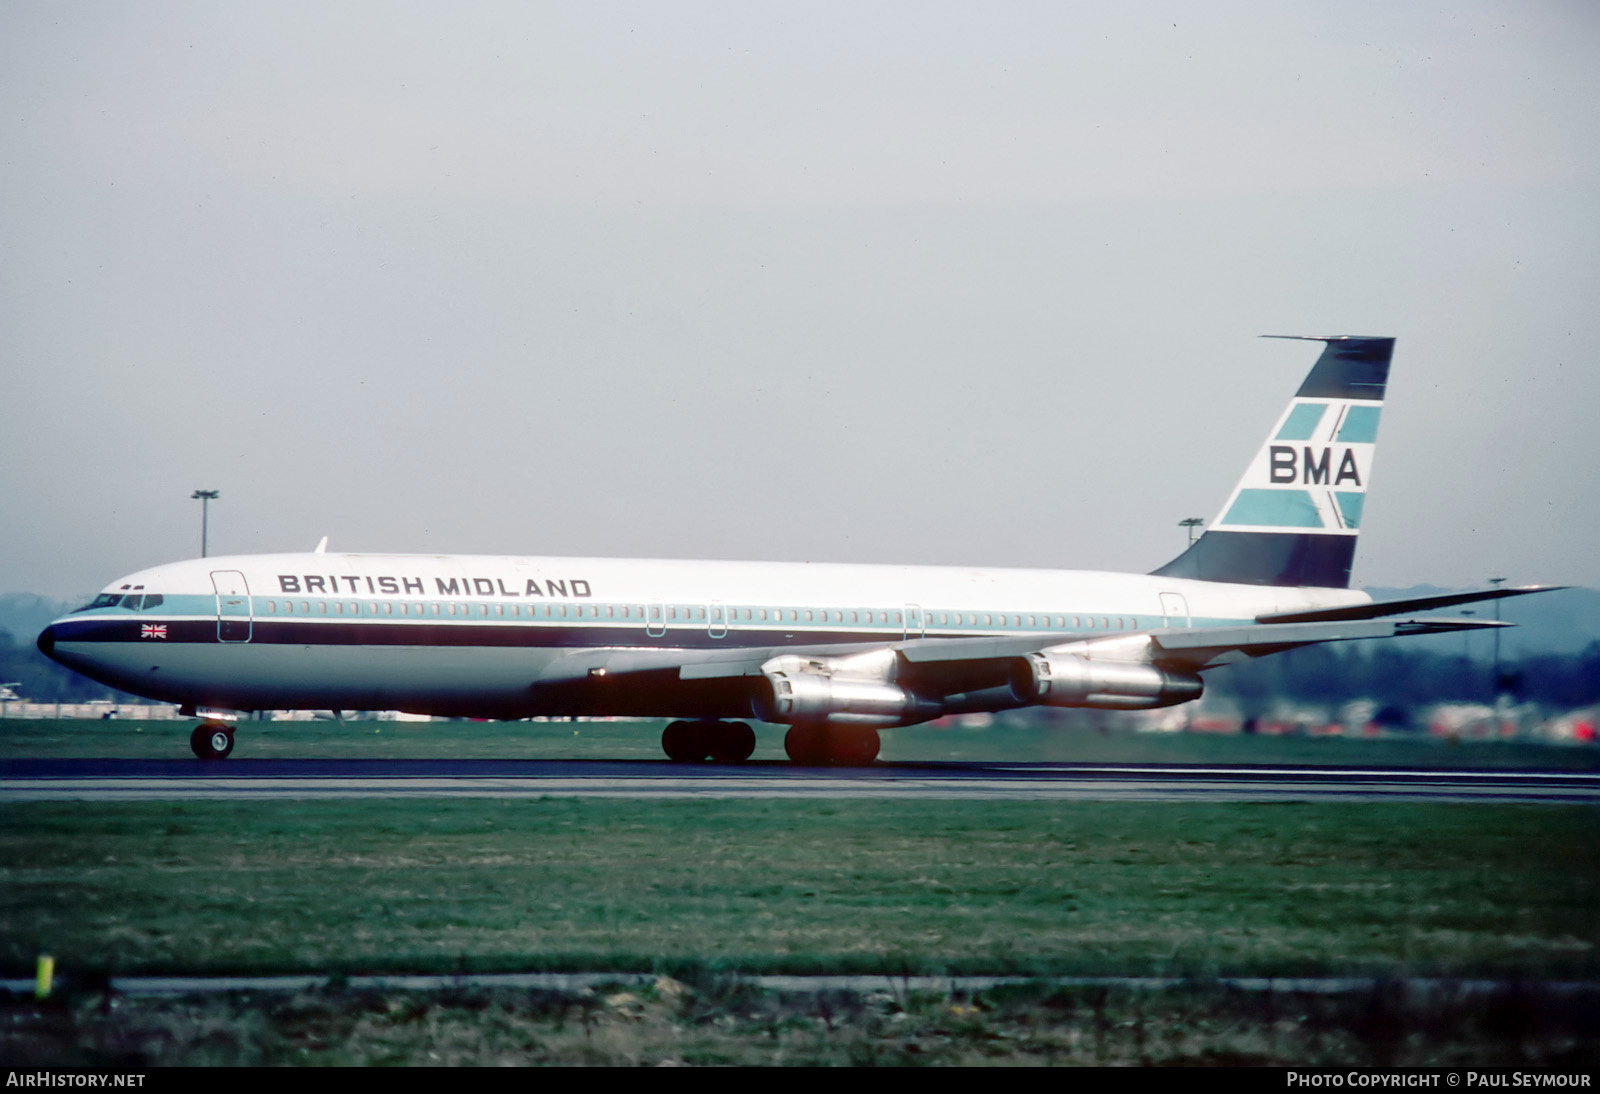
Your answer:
5;715;1599;767
2;798;1595;981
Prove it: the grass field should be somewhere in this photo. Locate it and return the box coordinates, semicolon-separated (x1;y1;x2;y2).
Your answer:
3;797;1595;981
3;718;1596;1064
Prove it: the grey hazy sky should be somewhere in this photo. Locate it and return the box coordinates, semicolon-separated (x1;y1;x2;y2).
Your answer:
4;1;1598;599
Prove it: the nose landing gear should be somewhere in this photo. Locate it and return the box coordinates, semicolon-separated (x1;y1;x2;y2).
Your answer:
189;721;235;760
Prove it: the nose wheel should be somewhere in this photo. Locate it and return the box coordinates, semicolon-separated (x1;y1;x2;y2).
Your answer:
190;722;235;760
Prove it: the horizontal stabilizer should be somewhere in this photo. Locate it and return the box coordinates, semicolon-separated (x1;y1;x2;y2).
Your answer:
1256;585;1566;625
1148;616;1511;671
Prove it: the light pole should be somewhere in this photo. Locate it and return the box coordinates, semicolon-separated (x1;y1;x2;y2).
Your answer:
1179;517;1204;545
1488;576;1507;701
191;490;219;557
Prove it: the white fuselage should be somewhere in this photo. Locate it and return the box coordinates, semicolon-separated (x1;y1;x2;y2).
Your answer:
41;550;1369;720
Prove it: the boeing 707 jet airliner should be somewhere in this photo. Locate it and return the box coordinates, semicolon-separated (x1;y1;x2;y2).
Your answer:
37;336;1556;763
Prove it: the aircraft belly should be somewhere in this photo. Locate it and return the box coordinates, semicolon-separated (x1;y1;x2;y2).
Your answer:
51;640;568;718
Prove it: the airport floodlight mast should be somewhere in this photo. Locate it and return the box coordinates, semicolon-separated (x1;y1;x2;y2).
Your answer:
1489;576;1508;696
191;490;219;557
1180;517;1204;545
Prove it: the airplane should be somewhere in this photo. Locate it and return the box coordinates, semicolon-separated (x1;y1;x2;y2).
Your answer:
36;335;1559;763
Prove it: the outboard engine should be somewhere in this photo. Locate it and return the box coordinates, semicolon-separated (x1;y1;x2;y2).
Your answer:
1013;652;1202;710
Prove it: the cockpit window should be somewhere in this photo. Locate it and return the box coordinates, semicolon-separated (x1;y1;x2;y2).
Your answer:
76;594;124;612
142;594;162;610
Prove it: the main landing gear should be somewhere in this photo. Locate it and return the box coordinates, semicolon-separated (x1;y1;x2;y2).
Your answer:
190;721;235;760
660;720;757;763
783;724;881;767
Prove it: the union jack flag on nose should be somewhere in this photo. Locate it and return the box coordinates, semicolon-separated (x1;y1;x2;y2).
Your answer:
140;624;167;639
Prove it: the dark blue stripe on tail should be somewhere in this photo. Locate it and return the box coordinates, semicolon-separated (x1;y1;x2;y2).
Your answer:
1292;336;1394;400
1150;531;1357;588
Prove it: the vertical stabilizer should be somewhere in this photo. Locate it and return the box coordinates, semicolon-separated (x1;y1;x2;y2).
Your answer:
1151;335;1394;588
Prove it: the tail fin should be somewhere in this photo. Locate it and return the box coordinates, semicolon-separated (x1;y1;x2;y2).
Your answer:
1151;335;1395;588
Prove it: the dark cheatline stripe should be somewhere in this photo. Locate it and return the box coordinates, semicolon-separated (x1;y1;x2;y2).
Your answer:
46;617;925;651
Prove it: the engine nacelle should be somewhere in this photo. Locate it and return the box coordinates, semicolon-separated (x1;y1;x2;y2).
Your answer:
1014;653;1202;710
755;654;929;726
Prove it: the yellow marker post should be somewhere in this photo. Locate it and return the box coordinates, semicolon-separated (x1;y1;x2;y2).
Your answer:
35;955;53;999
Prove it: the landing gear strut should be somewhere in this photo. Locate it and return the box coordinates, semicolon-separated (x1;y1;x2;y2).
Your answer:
783;724;880;766
190;721;235;760
661;720;757;763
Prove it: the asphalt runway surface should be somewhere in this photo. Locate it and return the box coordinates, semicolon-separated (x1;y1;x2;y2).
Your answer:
2;758;1597;803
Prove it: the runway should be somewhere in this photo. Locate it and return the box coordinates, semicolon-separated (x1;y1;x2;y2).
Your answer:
2;758;1597;803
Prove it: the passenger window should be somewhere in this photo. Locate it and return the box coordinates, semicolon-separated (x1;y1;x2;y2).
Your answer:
319;602;328;614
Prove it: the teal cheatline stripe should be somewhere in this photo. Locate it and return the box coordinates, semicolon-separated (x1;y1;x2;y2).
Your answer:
1221;488;1324;529
1335;491;1365;528
1274;402;1327;441
1337;404;1381;444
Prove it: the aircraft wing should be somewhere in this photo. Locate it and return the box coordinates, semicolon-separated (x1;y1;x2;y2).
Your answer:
529;614;1513;707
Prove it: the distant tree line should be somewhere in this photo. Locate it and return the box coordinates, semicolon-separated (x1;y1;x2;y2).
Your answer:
1207;640;1600;717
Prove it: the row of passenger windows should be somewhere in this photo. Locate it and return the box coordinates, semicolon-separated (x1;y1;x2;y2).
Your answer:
256;599;1141;630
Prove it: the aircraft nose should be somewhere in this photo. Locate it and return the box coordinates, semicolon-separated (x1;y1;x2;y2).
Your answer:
36;624;56;661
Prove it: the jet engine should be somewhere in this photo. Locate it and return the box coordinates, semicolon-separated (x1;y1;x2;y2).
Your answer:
1013;652;1202;710
754;652;936;726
